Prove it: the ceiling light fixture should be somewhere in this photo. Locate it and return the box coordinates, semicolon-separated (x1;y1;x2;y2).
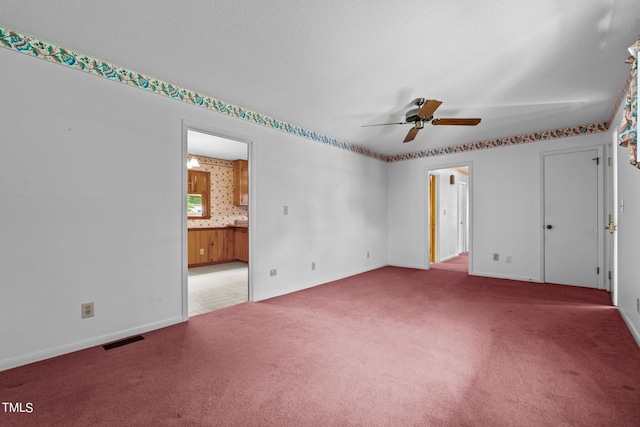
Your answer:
187;155;200;169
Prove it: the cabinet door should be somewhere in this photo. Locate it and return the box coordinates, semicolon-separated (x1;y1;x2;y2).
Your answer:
188;230;197;266
234;228;249;262
241;229;249;262
219;228;234;261
188;229;209;266
189;169;210;193
207;229;218;263
233;160;249;206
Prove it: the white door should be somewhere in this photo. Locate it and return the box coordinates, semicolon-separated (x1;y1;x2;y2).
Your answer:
458;182;468;253
543;149;599;288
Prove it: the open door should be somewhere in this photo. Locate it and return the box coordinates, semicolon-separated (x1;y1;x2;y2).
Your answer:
429;174;437;263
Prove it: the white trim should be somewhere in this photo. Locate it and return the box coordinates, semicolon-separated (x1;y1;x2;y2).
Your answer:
181;122;189;321
253;264;388;302
619;308;640;346
389;262;430;270
470;271;542;282
438;254;459;263
611;129;619;305
0;316;183;372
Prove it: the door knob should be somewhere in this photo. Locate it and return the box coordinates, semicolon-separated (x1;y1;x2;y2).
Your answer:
546;225;553;229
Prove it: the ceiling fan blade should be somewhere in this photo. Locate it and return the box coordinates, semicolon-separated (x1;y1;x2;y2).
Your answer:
361;121;407;127
418;99;442;118
431;118;481;126
404;127;419;143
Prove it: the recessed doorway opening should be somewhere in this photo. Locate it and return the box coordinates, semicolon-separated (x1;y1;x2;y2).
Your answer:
427;164;472;272
183;126;251;318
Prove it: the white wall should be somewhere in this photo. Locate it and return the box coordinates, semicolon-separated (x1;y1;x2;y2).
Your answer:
614;107;640;344
252;125;389;301
0;46;388;371
388;133;608;282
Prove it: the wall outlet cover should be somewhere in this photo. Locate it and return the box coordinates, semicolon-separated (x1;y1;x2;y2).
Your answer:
81;302;94;319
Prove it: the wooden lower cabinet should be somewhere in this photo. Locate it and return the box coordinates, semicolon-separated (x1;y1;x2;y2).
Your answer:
233;228;249;262
188;228;235;267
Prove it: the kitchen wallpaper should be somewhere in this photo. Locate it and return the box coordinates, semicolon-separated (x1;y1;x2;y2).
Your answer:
187;155;248;228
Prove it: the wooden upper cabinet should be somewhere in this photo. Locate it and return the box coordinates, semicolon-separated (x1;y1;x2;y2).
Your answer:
187;169;211;219
188;169;209;193
233;159;249;206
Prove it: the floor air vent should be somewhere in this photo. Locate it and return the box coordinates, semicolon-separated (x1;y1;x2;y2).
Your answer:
103;335;144;350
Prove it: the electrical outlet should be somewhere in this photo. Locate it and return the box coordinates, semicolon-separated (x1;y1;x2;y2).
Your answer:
81;302;94;319
270;269;277;277
199;248;204;255
311;262;316;271
367;251;370;259
493;253;499;261
505;256;512;264
283;206;288;215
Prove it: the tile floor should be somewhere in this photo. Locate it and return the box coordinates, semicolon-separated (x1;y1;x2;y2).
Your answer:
188;262;248;317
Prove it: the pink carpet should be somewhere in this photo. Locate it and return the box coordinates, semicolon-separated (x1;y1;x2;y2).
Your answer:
2;258;640;426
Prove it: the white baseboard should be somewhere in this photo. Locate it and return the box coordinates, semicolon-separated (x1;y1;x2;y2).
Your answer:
253;263;389;302
0;316;184;372
619;308;640;347
388;262;429;270
470;270;542;283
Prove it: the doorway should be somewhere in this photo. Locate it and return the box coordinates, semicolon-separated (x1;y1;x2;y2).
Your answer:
542;147;603;288
182;125;251;318
427;164;471;271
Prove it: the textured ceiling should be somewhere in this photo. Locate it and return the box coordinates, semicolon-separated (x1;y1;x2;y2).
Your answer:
2;1;639;157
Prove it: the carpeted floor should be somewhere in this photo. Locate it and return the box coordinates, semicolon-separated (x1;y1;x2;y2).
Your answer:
2;256;639;426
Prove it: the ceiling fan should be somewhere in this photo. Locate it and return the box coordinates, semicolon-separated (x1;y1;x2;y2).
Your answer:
362;98;481;143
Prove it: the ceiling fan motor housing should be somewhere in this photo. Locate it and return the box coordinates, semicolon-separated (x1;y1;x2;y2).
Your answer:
405;108;433;123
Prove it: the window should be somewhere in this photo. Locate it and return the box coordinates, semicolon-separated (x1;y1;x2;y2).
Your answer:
187;194;204;216
187;169;210;219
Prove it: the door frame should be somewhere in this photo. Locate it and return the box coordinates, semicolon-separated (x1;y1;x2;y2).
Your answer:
608;130;619;304
181;120;255;321
539;145;605;289
425;161;473;272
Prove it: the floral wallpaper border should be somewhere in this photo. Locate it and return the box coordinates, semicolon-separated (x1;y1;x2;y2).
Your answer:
0;25;385;162
0;25;618;164
386;122;609;162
